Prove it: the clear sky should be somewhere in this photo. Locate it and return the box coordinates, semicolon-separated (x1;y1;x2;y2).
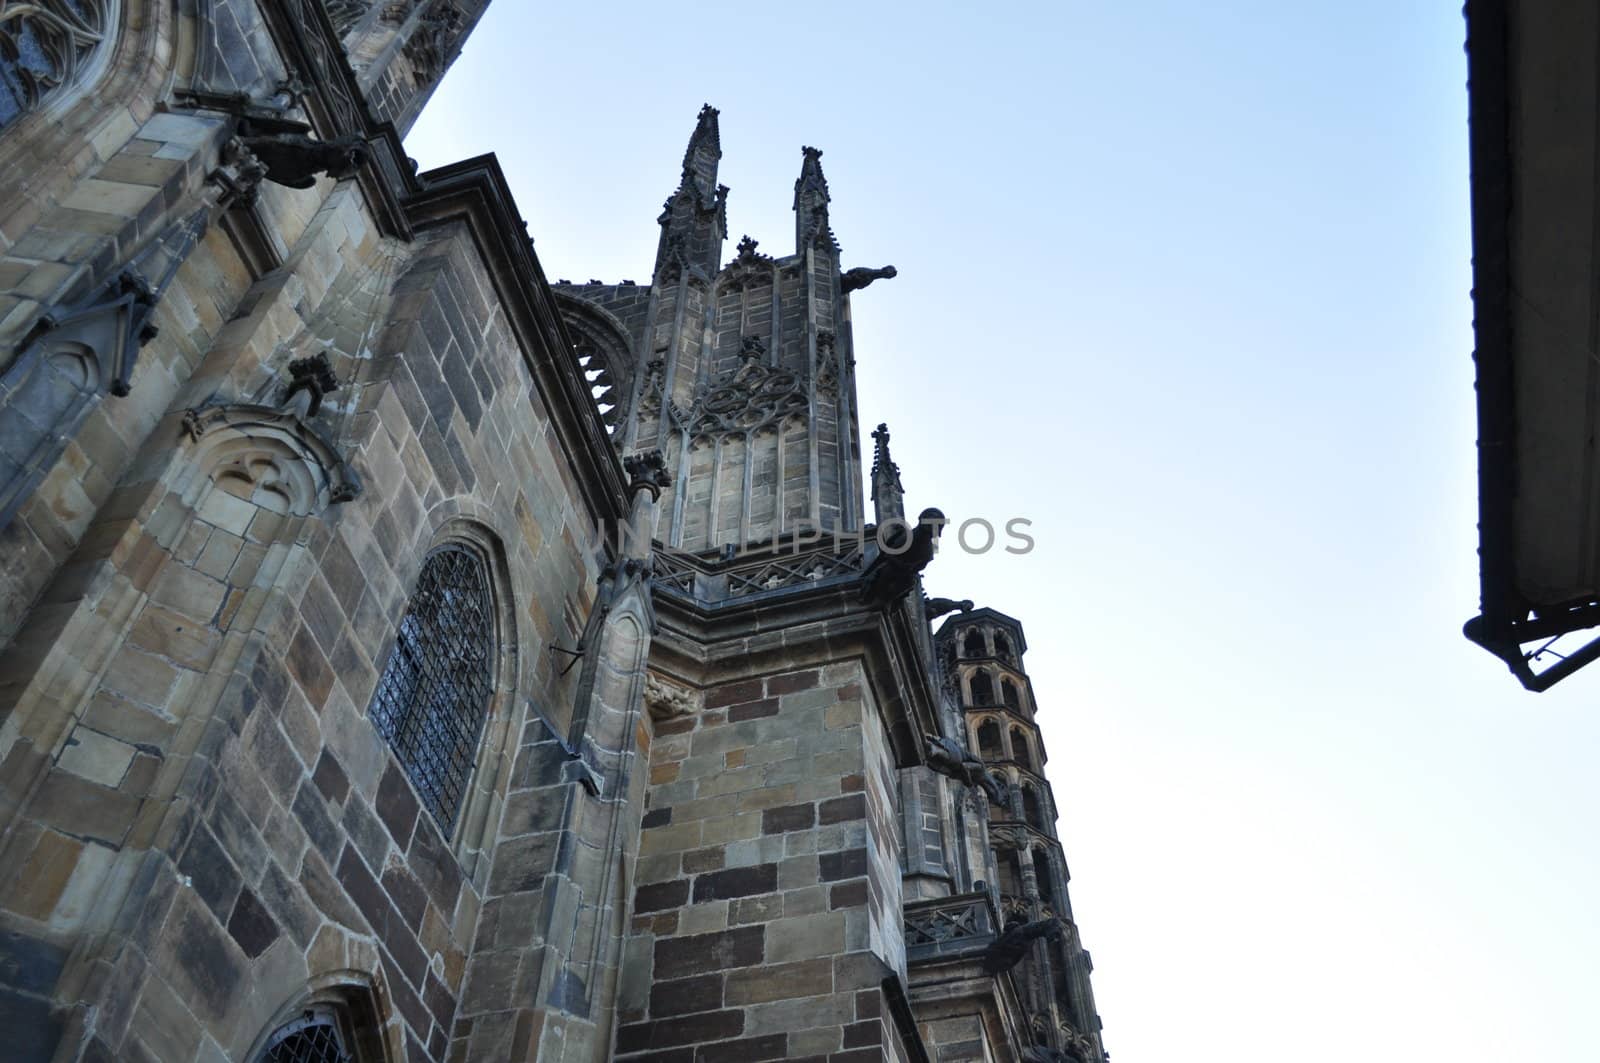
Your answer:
407;3;1600;1059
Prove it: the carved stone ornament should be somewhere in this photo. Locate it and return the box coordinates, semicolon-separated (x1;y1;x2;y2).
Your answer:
181;403;362;510
925;596;975;621
0;273;156;529
281;352;341;417
989;826;1029;851
840;264;898;293
624;449;671;499
926;734;1007;808
323;0;372;35
237;113;369;190
637;359;665;415
815;330;839;400
209;137;270;209
403;0;466;84
720;235;773;291
670;359;808;439
980;915;1063;974
644;674;698;721
861;506;946;608
0;0;112;132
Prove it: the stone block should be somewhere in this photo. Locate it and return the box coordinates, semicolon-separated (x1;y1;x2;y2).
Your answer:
615;1008;745;1053
766;911;845;963
33;768;139;847
56;726;136;788
761;803;815;835
224;887;278;958
724;957;833;1006
652;926;764;980
648;973;723;1018
634;879;689;914
692;863;777;903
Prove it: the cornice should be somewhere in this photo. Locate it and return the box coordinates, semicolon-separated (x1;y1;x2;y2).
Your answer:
404;156;629;527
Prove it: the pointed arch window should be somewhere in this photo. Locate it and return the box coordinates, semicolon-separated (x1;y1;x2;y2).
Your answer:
970;670;995;706
994;633;1014;663
977;719;1004;760
962;630;985;658
259;1006;353;1062
1023;785;1044;830
1001;678;1020;709
1010;726;1032;771
369;543;495;833
1033;849;1055;906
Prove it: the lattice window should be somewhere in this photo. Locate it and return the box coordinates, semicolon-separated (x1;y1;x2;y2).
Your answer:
0;1;112;131
369;544;495;832
260;1008;352;1063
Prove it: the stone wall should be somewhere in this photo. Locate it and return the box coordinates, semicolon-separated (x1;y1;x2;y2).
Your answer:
614;662;917;1061
0;170;610;1059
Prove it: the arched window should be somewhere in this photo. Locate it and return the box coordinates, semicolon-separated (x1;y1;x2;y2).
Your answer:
970;670;995;706
998;849;1024;898
1010;726;1032;771
0;2;114;133
994;632;1014;663
369;543;496;833
258;1005;353;1062
1033;849;1055;906
977;719;1004;760
962;629;985;658
1001;678;1020;709
1023;786;1043;829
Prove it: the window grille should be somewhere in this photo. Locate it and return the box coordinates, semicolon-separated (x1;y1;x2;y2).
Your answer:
369;544;494;832
260;1009;352;1063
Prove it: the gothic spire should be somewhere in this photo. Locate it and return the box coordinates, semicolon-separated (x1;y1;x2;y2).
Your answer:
681;103;722;202
655;104;728;280
871;422;905;525
794;145;837;253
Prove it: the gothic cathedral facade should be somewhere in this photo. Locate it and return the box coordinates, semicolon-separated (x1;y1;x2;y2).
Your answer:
0;4;1107;1061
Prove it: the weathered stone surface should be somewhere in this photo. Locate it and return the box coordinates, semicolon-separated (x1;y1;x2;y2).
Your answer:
654;927;765;980
0;34;1107;1063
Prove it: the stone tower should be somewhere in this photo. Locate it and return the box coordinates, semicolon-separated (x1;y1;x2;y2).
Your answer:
0;5;1107;1060
932;609;1109;1062
554;106;891;551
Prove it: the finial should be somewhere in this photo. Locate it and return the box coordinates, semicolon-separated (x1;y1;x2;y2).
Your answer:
870;422;905;524
280;352;340;418
794;145;837;252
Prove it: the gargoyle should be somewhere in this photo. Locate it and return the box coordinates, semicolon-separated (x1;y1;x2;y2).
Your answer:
840;264;897;293
925;596;975;620
981;915;1064;974
925;734;1008;809
861;506;945;608
237;114;369;189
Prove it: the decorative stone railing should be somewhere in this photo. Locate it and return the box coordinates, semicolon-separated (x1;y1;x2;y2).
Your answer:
904;890;999;964
650;539;866;605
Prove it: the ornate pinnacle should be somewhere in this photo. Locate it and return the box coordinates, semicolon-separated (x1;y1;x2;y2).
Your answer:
870;422;905;524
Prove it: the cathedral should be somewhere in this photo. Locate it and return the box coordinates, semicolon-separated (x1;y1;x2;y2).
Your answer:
0;3;1107;1060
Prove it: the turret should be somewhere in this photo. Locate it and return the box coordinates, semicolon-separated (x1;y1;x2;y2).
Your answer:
552;107;906;552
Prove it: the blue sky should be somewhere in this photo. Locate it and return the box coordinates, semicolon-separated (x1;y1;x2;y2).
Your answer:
408;3;1600;1059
